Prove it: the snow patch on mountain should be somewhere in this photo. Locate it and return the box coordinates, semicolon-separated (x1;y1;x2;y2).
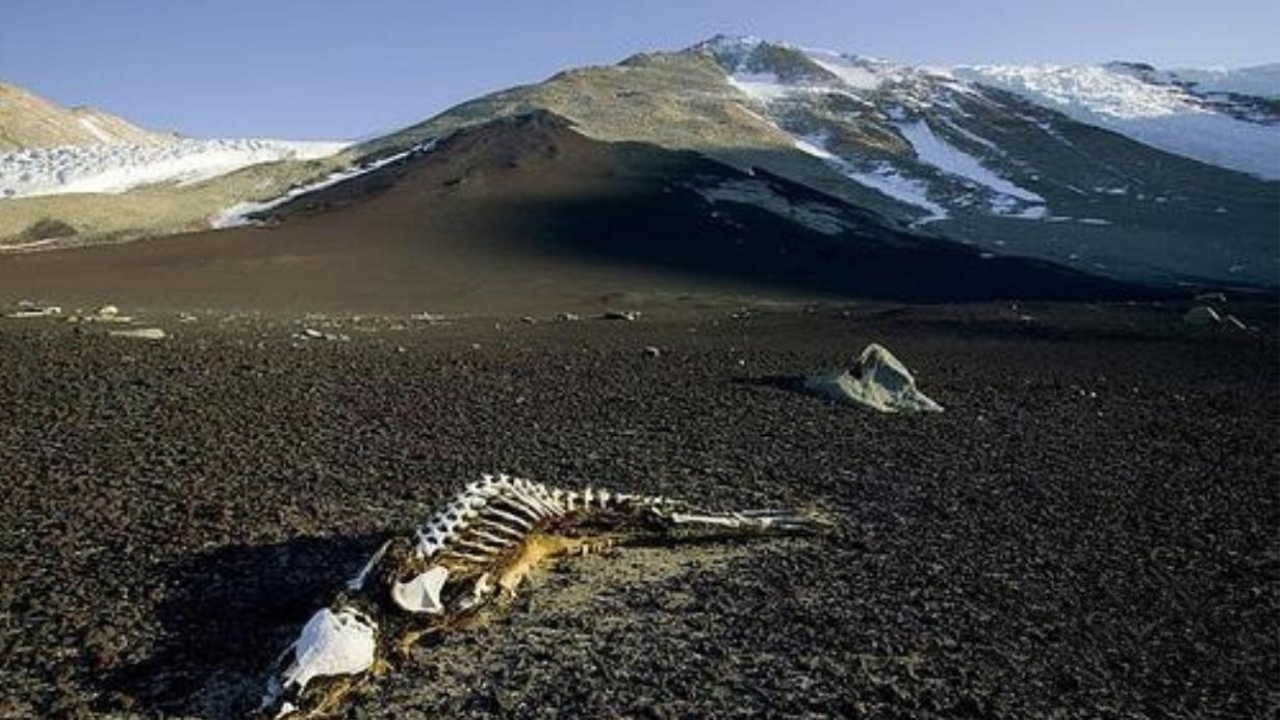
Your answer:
0;138;348;199
793;136;948;224
212;139;436;228
896;120;1043;202
846;165;949;226
805;51;885;91
953;64;1280;179
955;65;1189;119
1166;64;1280;99
77;117;114;144
724;72;794;103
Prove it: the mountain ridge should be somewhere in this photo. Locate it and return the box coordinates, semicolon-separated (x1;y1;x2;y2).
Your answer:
0;80;170;151
1;36;1276;293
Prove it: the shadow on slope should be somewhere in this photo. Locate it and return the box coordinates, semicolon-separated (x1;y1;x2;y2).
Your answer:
265;111;1145;303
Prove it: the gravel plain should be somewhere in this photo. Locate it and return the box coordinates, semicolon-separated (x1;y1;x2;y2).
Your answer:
0;300;1276;719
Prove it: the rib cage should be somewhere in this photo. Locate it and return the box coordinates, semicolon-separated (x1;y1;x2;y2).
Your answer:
409;473;674;567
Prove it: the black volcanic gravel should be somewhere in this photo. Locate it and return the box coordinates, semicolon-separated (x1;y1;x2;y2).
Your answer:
0;302;1276;719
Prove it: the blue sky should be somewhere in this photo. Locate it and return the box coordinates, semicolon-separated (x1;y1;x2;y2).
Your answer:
2;0;1277;140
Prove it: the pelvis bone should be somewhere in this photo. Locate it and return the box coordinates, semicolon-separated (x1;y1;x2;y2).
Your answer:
390;565;449;614
258;473;825;718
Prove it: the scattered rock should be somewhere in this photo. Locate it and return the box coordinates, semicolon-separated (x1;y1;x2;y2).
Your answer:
296;328;349;342
602;310;641;322
69;304;134;323
410;312;448;324
643;346;662;358
7;302;62;318
1183;306;1222;326
803;343;943;413
109;328;167;341
520;316;537;324
556;312;580;322
17;217;77;242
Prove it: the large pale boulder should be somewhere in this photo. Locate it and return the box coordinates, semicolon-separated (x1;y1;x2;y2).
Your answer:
804;343;942;413
1183;306;1222;326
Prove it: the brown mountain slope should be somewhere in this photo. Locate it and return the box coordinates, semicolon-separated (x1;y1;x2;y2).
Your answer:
0;81;167;151
0;112;1140;314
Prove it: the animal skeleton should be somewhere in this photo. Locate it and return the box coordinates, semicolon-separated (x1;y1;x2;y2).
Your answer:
258;474;823;718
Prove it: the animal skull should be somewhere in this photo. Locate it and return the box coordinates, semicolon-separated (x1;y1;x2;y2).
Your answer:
262;606;377;717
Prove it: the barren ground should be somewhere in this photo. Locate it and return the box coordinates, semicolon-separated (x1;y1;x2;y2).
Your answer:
0;300;1276;719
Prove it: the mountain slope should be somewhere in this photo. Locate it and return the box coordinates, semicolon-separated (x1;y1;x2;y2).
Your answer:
0;111;1138;313
0;81;350;247
0;81;168;151
353;36;1276;289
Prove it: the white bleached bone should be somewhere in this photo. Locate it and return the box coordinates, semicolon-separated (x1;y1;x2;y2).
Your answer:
391;565;450;614
668;509;820;531
347;539;393;592
263;474;824;718
458;573;496;612
263;607;377;714
404;474;822;568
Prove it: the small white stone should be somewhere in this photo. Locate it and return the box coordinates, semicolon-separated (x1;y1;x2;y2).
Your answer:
7;305;61;319
109;327;167;340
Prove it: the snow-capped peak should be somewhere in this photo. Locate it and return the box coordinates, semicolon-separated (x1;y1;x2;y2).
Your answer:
951;62;1279;178
953;64;1192;120
697;37;1278;180
1119;62;1280;99
693;34;764;58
